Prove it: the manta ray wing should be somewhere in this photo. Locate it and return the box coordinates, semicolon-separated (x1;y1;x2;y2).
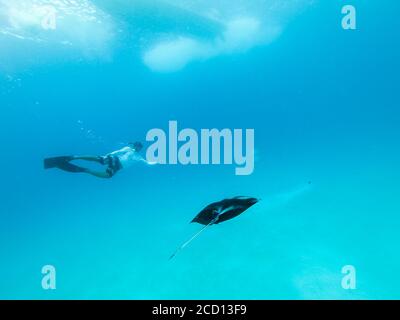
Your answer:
191;197;259;225
191;201;223;225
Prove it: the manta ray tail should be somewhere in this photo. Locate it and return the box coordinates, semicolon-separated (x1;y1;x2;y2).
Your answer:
169;220;216;260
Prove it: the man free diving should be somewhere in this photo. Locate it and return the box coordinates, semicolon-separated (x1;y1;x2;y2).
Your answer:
43;122;254;178
145;121;255;176
44;142;154;179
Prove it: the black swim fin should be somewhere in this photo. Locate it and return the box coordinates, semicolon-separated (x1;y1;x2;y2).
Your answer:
44;156;87;173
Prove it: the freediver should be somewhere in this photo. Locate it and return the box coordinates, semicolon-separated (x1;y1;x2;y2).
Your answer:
44;142;150;179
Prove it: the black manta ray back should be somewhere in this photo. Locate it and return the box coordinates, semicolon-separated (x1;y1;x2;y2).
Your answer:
191;196;259;225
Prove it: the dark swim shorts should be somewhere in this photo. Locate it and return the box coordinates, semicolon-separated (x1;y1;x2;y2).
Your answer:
104;155;122;177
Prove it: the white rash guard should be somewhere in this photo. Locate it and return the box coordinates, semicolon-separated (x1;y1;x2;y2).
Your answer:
107;146;143;168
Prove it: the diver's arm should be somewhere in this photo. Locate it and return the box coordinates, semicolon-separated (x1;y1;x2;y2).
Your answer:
138;157;157;165
136;155;157;166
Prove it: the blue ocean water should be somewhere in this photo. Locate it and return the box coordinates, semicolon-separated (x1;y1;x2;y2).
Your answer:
0;0;399;299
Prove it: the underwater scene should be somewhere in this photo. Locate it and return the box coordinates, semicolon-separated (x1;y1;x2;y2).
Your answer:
0;0;399;299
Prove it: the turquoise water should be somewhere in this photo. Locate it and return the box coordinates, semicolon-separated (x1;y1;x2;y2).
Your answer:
1;0;399;299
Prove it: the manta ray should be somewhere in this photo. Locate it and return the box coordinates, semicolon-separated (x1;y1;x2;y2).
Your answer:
169;196;259;260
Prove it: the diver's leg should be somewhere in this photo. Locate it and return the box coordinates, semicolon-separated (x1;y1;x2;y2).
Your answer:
72;156;105;164
87;171;112;179
77;155;120;179
84;169;112;179
65;156;106;176
44;156;88;173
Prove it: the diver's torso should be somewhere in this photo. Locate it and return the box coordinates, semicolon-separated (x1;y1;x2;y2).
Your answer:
108;147;141;168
